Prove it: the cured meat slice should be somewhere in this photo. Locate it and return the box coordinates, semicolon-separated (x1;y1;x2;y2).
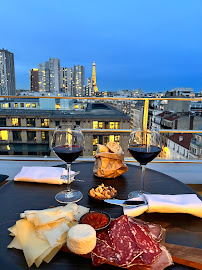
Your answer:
134;246;173;270
129;218;162;265
96;228;112;246
91;252;106;266
92;239;116;265
129;217;163;242
147;224;163;242
109;215;142;267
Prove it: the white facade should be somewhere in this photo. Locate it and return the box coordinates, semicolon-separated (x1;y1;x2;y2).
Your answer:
167;137;189;159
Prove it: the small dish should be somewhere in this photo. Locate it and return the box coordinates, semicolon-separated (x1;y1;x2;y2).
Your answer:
80;210;111;230
88;184;117;202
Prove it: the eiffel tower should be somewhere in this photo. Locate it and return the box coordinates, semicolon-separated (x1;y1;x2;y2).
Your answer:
91;62;98;93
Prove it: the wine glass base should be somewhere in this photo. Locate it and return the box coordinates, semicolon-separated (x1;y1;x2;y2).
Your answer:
128;191;150;199
55;189;83;203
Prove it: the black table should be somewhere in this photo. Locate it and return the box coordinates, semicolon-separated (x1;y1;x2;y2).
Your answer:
0;162;201;270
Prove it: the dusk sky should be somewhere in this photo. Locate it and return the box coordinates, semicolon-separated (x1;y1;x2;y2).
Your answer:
1;0;202;92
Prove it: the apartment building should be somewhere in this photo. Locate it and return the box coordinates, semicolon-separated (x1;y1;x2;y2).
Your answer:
0;49;16;95
0;103;130;157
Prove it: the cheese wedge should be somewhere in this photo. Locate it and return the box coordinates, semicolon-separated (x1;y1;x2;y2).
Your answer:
16;219;50;267
74;205;90;221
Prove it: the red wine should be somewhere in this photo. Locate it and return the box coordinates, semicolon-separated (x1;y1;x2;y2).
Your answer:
128;145;161;165
53;145;84;163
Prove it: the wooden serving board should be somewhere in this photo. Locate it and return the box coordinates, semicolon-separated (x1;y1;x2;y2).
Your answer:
61;227;202;270
61;244;202;270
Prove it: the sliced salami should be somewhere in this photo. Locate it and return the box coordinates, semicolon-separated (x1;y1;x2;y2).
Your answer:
129;217;163;242
129;217;162;265
96;228;112;246
92;239;116;264
109;215;143;267
91;252;106;266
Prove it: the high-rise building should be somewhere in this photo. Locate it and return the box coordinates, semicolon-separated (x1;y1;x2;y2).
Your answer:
73;65;85;96
30;69;39;91
38;63;45;91
85;78;92;96
0;49;16;95
37;58;60;92
60;67;73;95
49;58;60;92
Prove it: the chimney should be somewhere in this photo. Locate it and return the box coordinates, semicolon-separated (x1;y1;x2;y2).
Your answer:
174;119;178;129
179;136;183;142
189;115;194;130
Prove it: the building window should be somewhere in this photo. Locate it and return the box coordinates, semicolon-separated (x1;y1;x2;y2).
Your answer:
14;103;18;108
115;122;120;129
13;131;22;141
74;104;79;109
76;121;80;126
93;121;98;129
93;135;98;145
32;103;36;108
99;122;104;129
12;118;21;126
3;103;8;108
26;103;30;108
110;122;115;129
42;131;49;141
105;122;109;129
41;119;49;127
20;103;24;108
55;104;60;109
26;118;35;127
55;121;60;127
0;118;6;126
0;130;8;140
27;131;36;141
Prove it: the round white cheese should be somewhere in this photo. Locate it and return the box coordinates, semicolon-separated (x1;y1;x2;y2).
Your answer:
66;224;96;255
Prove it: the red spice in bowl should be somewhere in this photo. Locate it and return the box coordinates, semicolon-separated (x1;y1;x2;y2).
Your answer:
80;211;111;230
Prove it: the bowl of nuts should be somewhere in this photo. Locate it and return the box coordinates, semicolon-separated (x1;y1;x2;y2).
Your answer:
88;183;117;201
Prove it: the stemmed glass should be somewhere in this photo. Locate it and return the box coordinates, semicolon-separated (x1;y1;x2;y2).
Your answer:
128;128;161;198
51;125;84;203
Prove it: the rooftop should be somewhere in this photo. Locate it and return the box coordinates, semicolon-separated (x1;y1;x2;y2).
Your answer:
0;103;130;120
168;133;193;149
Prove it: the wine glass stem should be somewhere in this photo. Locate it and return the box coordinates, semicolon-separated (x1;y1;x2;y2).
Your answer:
140;165;146;194
66;163;72;193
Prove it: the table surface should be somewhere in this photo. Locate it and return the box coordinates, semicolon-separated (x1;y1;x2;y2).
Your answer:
0;162;201;270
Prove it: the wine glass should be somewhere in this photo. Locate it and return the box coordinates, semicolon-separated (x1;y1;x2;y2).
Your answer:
51;125;84;203
128;128;161;198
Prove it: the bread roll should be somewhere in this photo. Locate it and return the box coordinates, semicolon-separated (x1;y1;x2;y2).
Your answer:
97;144;109;153
106;142;123;154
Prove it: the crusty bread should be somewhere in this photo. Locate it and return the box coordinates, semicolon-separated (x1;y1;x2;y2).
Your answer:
106;142;123;154
97;144;109;153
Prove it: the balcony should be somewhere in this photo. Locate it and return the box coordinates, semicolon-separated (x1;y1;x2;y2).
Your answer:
0;95;201;187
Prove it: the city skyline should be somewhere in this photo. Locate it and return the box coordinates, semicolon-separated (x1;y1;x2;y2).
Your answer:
1;0;202;92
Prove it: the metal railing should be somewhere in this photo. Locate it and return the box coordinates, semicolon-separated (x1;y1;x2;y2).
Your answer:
0;95;201;163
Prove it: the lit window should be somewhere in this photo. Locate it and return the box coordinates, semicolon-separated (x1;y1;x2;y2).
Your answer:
3;103;8;108
26;103;30;108
32;103;36;108
74;104;79;109
110;122;115;129
42;131;49;141
14;103;18;108
93;136;98;145
114;135;120;143
115;122;120;129
93;121;98;129
41;119;49;127
99;122;103;129
55;104;60;109
109;135;114;142
0;131;8;140
12;118;20;126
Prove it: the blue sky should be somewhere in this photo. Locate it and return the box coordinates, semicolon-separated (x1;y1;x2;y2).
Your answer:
1;0;202;92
